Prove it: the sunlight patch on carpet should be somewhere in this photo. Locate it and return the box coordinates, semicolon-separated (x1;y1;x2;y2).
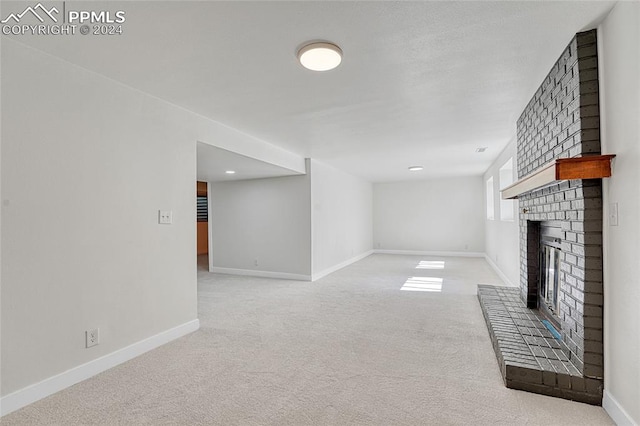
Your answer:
415;260;445;269
401;276;443;292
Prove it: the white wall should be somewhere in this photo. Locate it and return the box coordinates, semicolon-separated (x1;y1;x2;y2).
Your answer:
310;160;372;279
2;39;195;397
599;3;640;424
0;39;306;407
208;159;373;281
209;169;312;279
373;177;485;253
483;141;520;286
0;37;3;413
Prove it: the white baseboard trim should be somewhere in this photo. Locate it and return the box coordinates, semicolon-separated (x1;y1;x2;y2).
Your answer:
603;389;637;426
373;249;485;258
312;250;373;281
0;319;200;417
484;254;515;287
211;266;311;281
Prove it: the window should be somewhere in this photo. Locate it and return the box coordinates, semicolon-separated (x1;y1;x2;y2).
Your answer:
499;158;515;221
486;177;494;220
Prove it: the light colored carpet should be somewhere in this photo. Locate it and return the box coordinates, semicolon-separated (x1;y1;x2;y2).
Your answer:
3;254;613;425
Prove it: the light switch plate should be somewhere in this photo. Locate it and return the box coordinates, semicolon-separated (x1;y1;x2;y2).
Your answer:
159;210;173;224
609;203;619;226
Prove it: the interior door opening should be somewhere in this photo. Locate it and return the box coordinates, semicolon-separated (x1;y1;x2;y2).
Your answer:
196;181;209;271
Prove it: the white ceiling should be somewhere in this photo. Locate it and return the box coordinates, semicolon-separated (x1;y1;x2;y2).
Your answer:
196;143;302;182
8;1;616;182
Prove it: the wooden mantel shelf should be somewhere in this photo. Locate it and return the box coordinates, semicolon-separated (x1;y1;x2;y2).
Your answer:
501;155;616;200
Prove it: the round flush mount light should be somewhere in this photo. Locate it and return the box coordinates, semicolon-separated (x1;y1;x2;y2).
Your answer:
408;166;424;172
298;42;342;71
225;170;236;175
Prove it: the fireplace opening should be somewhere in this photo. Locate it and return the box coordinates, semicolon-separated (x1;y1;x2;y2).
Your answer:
539;221;562;329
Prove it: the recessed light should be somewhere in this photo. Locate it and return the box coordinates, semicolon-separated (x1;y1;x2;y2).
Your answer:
298;42;342;71
476;147;488;153
225;170;236;174
408;166;424;172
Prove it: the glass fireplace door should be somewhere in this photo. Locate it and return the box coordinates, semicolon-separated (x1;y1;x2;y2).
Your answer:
540;238;561;318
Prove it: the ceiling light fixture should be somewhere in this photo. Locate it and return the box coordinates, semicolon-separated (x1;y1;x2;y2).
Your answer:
297;42;342;71
225;170;236;174
408;166;424;172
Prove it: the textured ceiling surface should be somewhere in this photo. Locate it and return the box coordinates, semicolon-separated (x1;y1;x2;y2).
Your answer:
197;143;302;183
6;1;616;181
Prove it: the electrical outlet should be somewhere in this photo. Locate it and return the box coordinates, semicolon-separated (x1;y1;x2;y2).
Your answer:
158;210;172;224
86;328;100;348
254;258;259;266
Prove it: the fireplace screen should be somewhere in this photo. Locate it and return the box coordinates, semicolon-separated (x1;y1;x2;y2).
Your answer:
540;237;561;318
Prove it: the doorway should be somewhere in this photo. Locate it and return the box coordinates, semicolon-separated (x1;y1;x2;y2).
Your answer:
196;181;209;271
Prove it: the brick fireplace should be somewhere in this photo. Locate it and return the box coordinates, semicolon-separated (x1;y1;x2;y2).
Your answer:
478;29;605;404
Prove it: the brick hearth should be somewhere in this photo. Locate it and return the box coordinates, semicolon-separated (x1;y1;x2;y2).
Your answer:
478;286;602;404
